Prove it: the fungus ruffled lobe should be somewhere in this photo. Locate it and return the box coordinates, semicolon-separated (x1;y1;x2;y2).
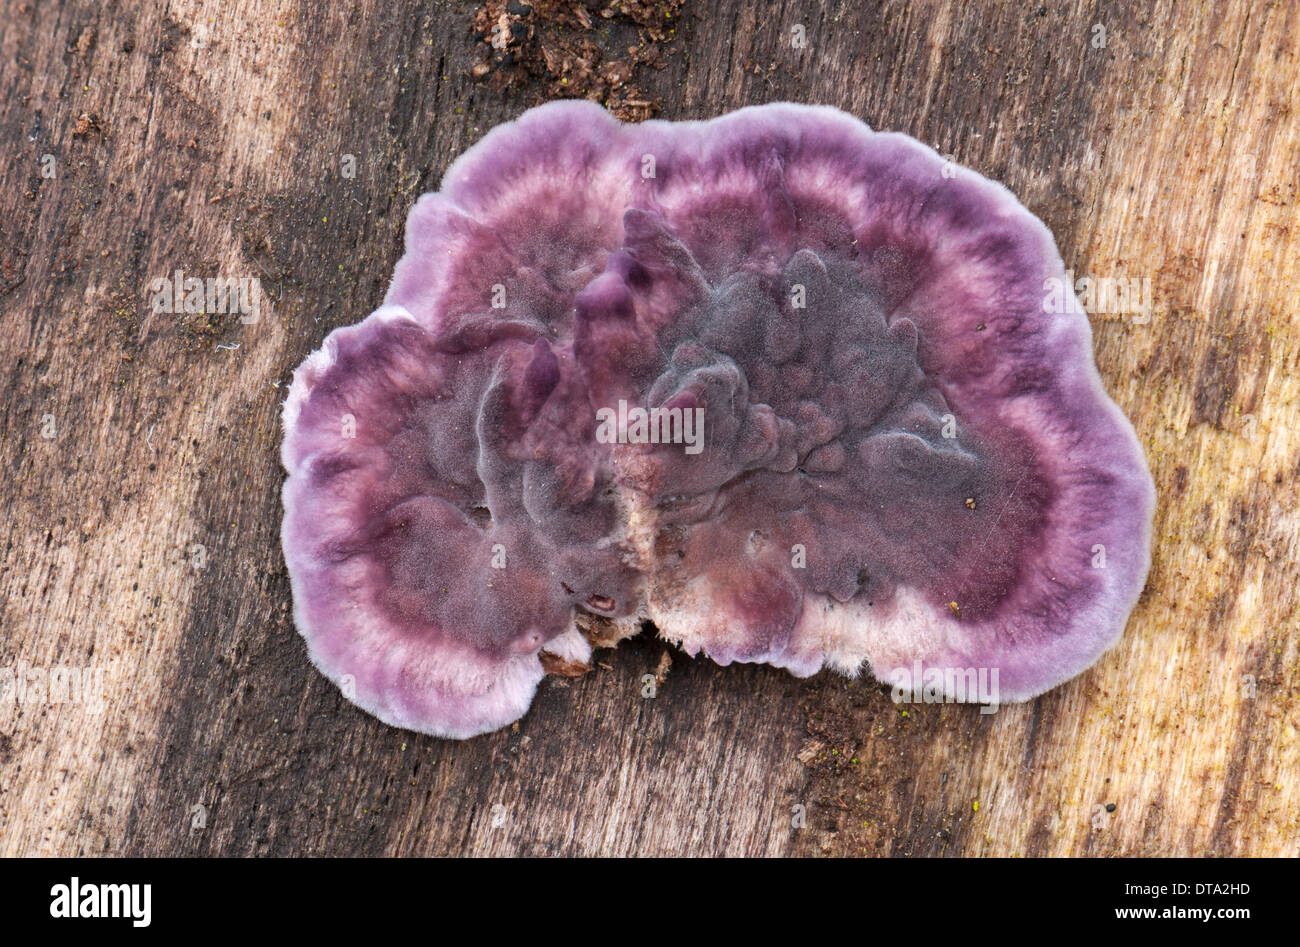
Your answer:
281;102;1154;738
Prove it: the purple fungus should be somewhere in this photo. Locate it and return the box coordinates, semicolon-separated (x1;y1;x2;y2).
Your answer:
281;102;1154;738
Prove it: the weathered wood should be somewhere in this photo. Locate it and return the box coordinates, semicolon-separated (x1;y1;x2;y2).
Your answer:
1;0;1296;857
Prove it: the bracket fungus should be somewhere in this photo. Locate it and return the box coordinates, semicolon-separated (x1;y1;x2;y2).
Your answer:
280;102;1154;738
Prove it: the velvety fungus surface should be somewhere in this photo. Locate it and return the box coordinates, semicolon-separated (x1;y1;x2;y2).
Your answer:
281;102;1154;738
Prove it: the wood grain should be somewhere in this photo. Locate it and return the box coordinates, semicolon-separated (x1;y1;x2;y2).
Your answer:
1;0;1295;857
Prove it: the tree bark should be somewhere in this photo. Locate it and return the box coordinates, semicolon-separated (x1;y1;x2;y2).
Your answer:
1;0;1296;856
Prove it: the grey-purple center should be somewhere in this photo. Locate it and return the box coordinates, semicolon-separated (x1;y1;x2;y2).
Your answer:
344;222;1048;665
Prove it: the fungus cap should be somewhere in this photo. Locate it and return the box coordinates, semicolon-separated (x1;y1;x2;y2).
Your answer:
281;101;1155;738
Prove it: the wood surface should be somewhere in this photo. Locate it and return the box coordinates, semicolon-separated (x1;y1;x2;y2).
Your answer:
1;0;1296;857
